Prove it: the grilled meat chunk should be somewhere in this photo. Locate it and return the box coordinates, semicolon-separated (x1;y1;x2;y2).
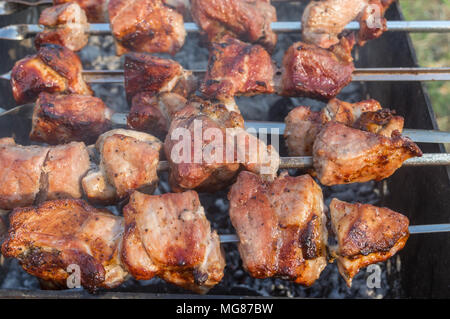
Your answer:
124;53;196;104
200;36;275;101
313;121;422;185
30;93;113;145
1;199;127;292
164;97;279;192
36;2;90;51
284;98;402;156
352;108;404;137
302;0;395;48
329;198;409;286
229;171;328;286
11;44;93;104
127;92;187;140
280;37;355;100
122;191;225;293
54;0;109;22
43;142;91;201
191;0;277;52
108;0;186;56
82;129;162;204
0;140;49;210
0;138;90;210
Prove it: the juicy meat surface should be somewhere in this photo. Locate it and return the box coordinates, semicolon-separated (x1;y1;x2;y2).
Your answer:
0;139;91;210
127;92;187;140
191;0;277;52
0;141;49;210
200;35;275;101
122;191;225;293
11;44;93;104
228;171;328;286
302;0;395;48
36;2;90;51
43;142;91;201
54;0;109;22
313;121;422;185
280;37;355;100
164;97;279;192
329;198;409;286
108;0;186;55
284;98;402;156
1;199;127;292
82;129;162;204
124;52;196;104
30;92;113;145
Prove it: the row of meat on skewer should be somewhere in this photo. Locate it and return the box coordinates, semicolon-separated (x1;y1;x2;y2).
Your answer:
1;171;410;293
36;0;395;53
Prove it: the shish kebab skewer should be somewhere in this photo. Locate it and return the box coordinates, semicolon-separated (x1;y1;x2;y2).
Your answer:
219;223;450;243
1;104;450;144
1;21;450;41
154;153;450;172
2;67;450;83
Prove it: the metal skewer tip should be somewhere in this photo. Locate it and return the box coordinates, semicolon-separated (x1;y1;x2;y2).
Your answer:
219;224;450;243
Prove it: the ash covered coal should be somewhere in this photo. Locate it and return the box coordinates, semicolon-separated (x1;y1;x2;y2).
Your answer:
0;1;403;298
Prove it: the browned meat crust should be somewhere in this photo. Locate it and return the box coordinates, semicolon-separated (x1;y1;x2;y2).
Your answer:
1;199;128;292
10;44;93;104
329;198;409;286
191;0;277;52
30;92;113;145
229;171;328;286
200;35;275;101
280;36;355;100
122;191;225;293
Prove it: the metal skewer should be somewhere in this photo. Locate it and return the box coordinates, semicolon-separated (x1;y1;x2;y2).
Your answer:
219;223;450;243
2;67;450;83
1;20;450;41
155;153;450;171
1;104;450;144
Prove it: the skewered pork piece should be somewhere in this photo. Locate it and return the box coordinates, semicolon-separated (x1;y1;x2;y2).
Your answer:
280;36;355;100
108;0;186;56
54;0;109;23
0;138;90;210
10;44;93;104
1;199;128;292
229;171;328;286
122;191;225;293
313;121;422;185
191;0;277;52
328;198;409;287
124;53;196;138
200;35;276;101
124;52;196;104
164;97;280;192
30;92;113;145
35;2;90;52
127;92;188;140
302;0;395;49
82;129;162;204
284;98;403;156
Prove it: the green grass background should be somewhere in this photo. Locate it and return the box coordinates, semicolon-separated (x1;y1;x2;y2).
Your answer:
400;0;449;133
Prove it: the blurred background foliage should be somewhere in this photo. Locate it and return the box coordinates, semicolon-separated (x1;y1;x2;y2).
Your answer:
400;0;449;136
